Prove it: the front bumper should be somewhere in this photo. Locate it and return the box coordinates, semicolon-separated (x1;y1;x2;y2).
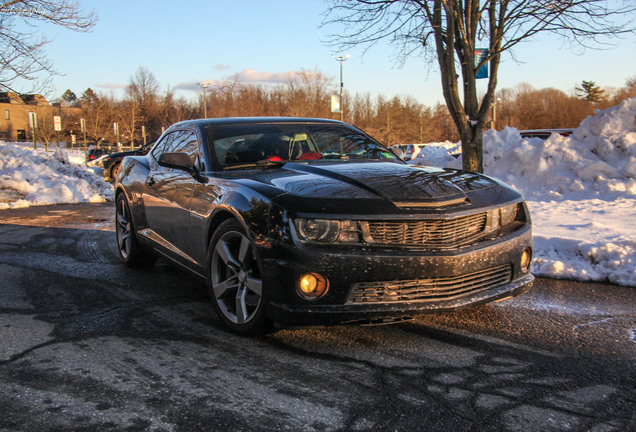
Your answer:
261;226;534;327
269;273;533;327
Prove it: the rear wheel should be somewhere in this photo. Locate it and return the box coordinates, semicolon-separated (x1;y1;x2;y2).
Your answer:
207;219;273;336
115;193;156;267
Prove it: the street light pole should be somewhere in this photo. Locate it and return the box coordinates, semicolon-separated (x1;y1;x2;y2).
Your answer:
490;97;501;130
198;82;211;118
332;54;350;122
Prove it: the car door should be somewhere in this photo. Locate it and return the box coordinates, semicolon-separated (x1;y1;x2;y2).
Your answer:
141;129;201;265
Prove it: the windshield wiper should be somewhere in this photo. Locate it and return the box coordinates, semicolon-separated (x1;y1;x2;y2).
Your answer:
255;158;287;168
223;159;287;171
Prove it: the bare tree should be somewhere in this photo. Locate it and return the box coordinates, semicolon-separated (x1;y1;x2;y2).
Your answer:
284;69;333;117
610;75;636;104
162;87;197;128
324;0;635;172
127;67;161;142
0;0;97;92
76;89;117;145
31;105;57;151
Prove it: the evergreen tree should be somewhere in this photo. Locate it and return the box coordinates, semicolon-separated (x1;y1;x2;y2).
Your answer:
62;89;77;106
576;81;606;104
80;88;99;105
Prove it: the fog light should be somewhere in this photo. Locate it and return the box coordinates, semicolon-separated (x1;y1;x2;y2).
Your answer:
297;273;329;300
520;248;532;272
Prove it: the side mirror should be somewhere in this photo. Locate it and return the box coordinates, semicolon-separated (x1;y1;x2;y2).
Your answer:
158;152;196;172
158;152;208;183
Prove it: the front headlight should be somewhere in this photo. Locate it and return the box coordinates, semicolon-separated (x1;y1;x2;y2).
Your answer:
500;204;518;226
487;203;520;231
294;219;361;244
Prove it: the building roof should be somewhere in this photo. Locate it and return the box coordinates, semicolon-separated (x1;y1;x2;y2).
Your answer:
0;92;50;106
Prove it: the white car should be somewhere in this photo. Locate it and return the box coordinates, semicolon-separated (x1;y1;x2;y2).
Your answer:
389;144;426;161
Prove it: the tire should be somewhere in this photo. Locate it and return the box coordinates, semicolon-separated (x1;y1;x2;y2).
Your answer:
207;219;273;336
111;162;122;182
115;193;157;267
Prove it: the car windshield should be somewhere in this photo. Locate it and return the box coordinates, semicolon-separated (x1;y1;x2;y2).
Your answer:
207;123;399;169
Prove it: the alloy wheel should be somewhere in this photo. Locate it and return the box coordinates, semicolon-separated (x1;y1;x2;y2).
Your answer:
211;230;263;324
116;197;132;259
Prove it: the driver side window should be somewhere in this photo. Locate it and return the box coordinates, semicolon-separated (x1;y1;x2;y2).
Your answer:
151;130;200;167
150;132;176;161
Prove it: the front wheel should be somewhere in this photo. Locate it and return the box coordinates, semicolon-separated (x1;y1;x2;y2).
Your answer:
207;219;273;336
115;193;156;267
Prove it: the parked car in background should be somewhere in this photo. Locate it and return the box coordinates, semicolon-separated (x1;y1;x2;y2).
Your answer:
519;128;574;140
86;148;108;163
389;144;427;161
115;117;534;335
102;140;155;182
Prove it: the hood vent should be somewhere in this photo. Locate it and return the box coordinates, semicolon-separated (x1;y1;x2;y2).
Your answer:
393;197;467;208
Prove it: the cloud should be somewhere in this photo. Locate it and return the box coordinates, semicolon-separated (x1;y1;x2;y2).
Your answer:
95;82;126;89
232;69;321;84
213;64;230;71
174;80;226;91
176;69;325;91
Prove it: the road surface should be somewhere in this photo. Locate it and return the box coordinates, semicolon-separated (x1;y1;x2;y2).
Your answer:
0;203;634;431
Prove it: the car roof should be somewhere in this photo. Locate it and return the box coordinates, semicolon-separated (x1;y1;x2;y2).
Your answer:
169;117;347;129
519;128;573;135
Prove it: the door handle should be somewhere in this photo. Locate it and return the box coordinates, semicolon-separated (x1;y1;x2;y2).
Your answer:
148;176;156;187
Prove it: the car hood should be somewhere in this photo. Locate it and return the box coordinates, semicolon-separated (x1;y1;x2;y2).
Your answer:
232;162;519;214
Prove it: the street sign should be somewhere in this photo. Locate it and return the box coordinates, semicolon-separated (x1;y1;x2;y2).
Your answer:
28;112;37;128
80;118;86;133
475;48;489;79
54;116;62;131
331;95;341;113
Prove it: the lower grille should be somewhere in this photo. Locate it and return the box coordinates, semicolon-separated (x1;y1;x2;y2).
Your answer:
347;265;512;303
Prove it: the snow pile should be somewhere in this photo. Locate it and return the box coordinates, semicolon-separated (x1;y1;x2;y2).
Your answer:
411;96;636;286
481;98;636;200
411;141;461;167
0;142;114;209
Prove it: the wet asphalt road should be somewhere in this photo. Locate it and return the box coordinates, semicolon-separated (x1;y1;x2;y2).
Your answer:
0;203;635;432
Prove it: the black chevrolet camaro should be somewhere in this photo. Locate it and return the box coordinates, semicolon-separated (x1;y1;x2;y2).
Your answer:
115;117;533;335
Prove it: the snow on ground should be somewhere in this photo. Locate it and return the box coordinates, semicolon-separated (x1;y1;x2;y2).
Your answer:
411;96;636;287
0;143;113;209
0;97;634;286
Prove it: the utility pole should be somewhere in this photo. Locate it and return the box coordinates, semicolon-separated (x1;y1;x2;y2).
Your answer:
29;112;38;150
198;82;211;118
80;118;87;161
332;54;350;122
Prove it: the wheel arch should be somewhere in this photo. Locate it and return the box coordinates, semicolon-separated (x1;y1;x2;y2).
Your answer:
115;184;145;236
206;208;238;250
205;189;272;254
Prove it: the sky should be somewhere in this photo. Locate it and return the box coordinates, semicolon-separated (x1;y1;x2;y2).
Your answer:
12;0;636;106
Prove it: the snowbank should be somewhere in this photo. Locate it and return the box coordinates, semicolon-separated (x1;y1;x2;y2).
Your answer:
0;143;113;209
410;96;636;286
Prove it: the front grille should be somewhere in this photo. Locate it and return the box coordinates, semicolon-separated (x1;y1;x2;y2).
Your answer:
348;265;512;304
363;213;487;248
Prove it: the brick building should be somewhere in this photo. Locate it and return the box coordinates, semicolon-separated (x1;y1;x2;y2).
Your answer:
0;92;63;142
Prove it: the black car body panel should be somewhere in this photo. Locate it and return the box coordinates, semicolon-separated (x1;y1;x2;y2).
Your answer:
115;117;533;332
